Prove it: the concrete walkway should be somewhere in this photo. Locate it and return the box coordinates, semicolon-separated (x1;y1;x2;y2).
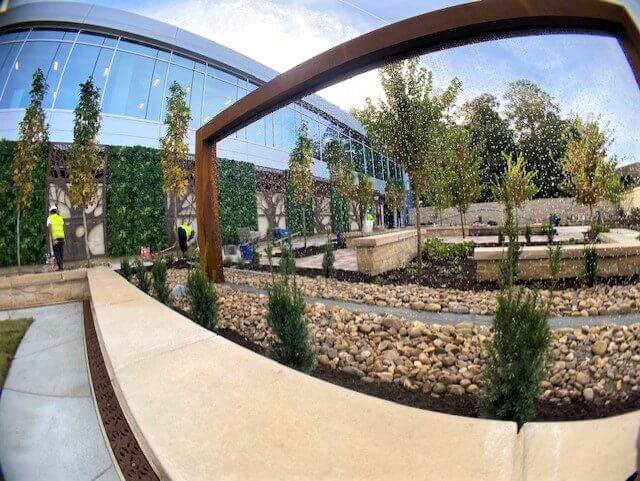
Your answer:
227;283;640;328
0;303;117;481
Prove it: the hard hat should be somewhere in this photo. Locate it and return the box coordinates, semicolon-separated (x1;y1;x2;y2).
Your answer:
49;205;57;212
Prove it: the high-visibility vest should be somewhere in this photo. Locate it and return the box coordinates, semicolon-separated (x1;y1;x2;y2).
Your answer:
180;224;193;239
48;213;65;239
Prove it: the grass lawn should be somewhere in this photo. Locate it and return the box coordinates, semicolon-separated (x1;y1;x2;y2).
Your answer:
0;318;32;387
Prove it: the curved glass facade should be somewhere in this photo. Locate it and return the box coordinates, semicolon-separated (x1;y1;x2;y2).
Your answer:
0;27;403;182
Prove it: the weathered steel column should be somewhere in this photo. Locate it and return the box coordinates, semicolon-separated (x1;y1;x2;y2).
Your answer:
195;132;224;283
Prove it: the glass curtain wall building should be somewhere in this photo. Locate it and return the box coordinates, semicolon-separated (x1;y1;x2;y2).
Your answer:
0;3;404;188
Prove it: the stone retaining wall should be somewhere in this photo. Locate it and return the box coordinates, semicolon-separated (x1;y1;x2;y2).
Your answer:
0;270;88;309
475;229;640;281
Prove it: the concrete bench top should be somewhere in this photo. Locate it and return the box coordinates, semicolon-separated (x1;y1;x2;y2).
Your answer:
84;267;639;481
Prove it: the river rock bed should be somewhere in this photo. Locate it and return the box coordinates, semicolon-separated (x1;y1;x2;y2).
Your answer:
199;268;640;317
167;271;640;406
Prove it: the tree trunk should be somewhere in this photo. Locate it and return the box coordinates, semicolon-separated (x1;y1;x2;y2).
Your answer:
174;194;179;256
302;209;307;248
459;210;465;239
82;208;90;265
16;206;21;269
415;198;423;278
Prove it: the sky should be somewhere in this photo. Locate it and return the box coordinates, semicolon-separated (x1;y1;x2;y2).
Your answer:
11;0;640;164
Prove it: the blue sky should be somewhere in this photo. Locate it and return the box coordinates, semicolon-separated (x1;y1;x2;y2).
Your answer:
13;0;640;163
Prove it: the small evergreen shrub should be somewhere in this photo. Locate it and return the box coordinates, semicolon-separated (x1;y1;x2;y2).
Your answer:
250;247;261;270
422;237;473;263
547;244;563;292
582;246;599;287
524;225;532;244
134;260;151;294
222;256;234;267
497;228;505;246
322;241;335;278
186;268;218;330
120;258;133;281
265;241;274;271
152;259;170;305
481;289;551;429
543;222;554;244
588;221;610;242
280;243;296;275
266;276;315;373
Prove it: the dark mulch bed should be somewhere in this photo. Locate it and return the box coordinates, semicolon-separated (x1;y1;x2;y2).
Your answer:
222;257;640;291
272;244;339;258
209;324;640;422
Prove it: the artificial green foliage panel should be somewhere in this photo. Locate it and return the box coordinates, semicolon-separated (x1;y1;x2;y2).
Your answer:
106;146;168;256
0;140;47;267
284;170;314;236
330;186;350;234
217;157;258;245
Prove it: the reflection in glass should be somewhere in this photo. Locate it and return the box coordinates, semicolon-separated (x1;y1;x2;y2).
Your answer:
145;60;168;121
202;76;237;123
55;44;113;109
102;50;154;119
43;42;72;108
0;41;59;108
190;72;204;127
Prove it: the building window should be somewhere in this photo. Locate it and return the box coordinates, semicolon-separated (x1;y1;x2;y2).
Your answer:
201;75;237;123
54;43;113;110
101;50;155;119
0;41;60;109
145;59;168;121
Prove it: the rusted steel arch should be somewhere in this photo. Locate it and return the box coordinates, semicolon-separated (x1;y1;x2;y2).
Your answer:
196;0;640;282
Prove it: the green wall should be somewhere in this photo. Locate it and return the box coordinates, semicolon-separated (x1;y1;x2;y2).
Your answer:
0;140;47;267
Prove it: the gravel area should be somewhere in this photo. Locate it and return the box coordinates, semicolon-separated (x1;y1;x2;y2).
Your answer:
168;270;640;406
217;268;640;317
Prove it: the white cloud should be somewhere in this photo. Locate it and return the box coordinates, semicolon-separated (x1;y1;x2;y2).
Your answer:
137;0;638;163
136;0;383;110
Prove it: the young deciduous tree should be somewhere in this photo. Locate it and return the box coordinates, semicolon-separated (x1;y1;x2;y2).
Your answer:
289;123;314;248
323;138;354;233
442;127;484;237
492;152;538;287
352;173;374;230
160;81;189;246
68;77;101;263
562;117;622;227
353;58;461;276
384;180;405;228
12;68;49;268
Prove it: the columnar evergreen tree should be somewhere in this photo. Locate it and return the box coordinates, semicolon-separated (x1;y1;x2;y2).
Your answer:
11;68;49;268
353;58;460;276
504;80;567;198
160;81;189;246
68;77;101;263
384;180;406;228
289;123;314;248
562;117;622;227
492;153;538;287
461;94;515;201
442;127;484;237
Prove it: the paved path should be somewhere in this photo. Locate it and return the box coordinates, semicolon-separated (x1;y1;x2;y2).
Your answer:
0;303;117;481
227;283;640;328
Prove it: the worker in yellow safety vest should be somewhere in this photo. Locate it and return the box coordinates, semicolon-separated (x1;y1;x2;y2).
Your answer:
177;222;196;258
47;205;65;270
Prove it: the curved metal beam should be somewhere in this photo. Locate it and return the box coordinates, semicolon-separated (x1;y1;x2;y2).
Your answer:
196;0;640;282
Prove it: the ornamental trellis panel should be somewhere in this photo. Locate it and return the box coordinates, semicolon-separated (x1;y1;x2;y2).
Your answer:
47;143;108;260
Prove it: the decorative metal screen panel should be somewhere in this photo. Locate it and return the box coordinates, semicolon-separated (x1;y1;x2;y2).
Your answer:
47;143;108;260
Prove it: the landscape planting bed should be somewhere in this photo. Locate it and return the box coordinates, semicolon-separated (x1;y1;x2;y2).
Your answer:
167;270;640;421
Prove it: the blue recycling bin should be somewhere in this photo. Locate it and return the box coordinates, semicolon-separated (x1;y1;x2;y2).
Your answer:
272;228;291;241
239;242;253;261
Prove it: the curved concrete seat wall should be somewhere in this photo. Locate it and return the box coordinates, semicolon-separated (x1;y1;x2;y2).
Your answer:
87;267;519;480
